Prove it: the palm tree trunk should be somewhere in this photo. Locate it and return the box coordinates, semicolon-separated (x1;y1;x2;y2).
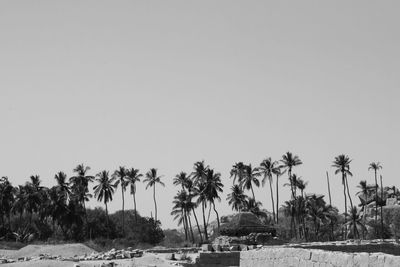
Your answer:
343;173;348;239
133;192;138;223
250;184;256;201
153;185;157;222
202;202;208;241
206;204;212;226
289;169;295;199
362;204;366;239
380;175;384;239
212;201;220;232
183;210;188;241
105;202;110;239
276;174;279;224
374;170;378;231
187;213;195;243
268;178;276;223
345;175;353;209
122;187;125;235
192;207;203;243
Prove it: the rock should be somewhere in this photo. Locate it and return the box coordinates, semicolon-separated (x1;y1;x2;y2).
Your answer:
202;244;213;252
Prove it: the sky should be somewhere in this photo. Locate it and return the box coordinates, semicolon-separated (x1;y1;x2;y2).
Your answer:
0;1;399;229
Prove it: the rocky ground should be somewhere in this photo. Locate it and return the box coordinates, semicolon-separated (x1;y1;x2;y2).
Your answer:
0;244;197;267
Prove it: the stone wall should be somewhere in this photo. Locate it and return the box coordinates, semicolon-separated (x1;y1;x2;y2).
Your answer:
240;247;400;267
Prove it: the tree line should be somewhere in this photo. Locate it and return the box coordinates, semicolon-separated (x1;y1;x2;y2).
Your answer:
0;152;395;244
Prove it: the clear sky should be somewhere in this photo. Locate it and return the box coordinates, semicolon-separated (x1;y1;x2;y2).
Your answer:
0;1;399;229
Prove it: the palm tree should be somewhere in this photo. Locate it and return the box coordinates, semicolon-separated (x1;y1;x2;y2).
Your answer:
93;170;116;238
259;158;280;223
239;164;260;200
345;206;366;239
332;154;353;232
192;161;208;185
369;162;382;233
243;197;263;215
144;168;165;222
171;190;197;242
230;162;245;185
126;167;142;223
227;185;247;212
194;182;208;241
113;166;128;235
204;169;223;231
275;166;284;224
296;177;308;198
70;164;94;222
54;172;71;202
281;152;302;199
173;172;190;190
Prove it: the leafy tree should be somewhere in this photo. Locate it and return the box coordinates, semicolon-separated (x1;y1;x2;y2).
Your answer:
0;177;15;230
144;168;165;222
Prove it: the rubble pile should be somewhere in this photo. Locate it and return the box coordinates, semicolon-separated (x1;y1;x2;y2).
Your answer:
0;248;143;264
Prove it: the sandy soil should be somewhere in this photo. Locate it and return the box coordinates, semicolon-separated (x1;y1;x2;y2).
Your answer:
0;244;180;267
1;254;176;267
0;243;96;259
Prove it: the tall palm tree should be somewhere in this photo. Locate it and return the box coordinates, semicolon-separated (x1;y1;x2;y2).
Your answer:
239;164;260;201
194;182;208;241
126;167;142;223
227;185;247;212
275;166;284;224
281;152;302;199
171;190;196;242
332;154;353;232
259;158;280;223
230;162;245;185
204;169;223;231
192;161;208;185
369;162;382;233
93;170;116;238
113;166;128;235
54;172;71;202
70;164;94;222
144;168;165;222
173;172;190;190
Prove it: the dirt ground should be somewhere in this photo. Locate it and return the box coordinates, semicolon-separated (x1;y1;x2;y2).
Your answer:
1;254;176;267
0;244;183;267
